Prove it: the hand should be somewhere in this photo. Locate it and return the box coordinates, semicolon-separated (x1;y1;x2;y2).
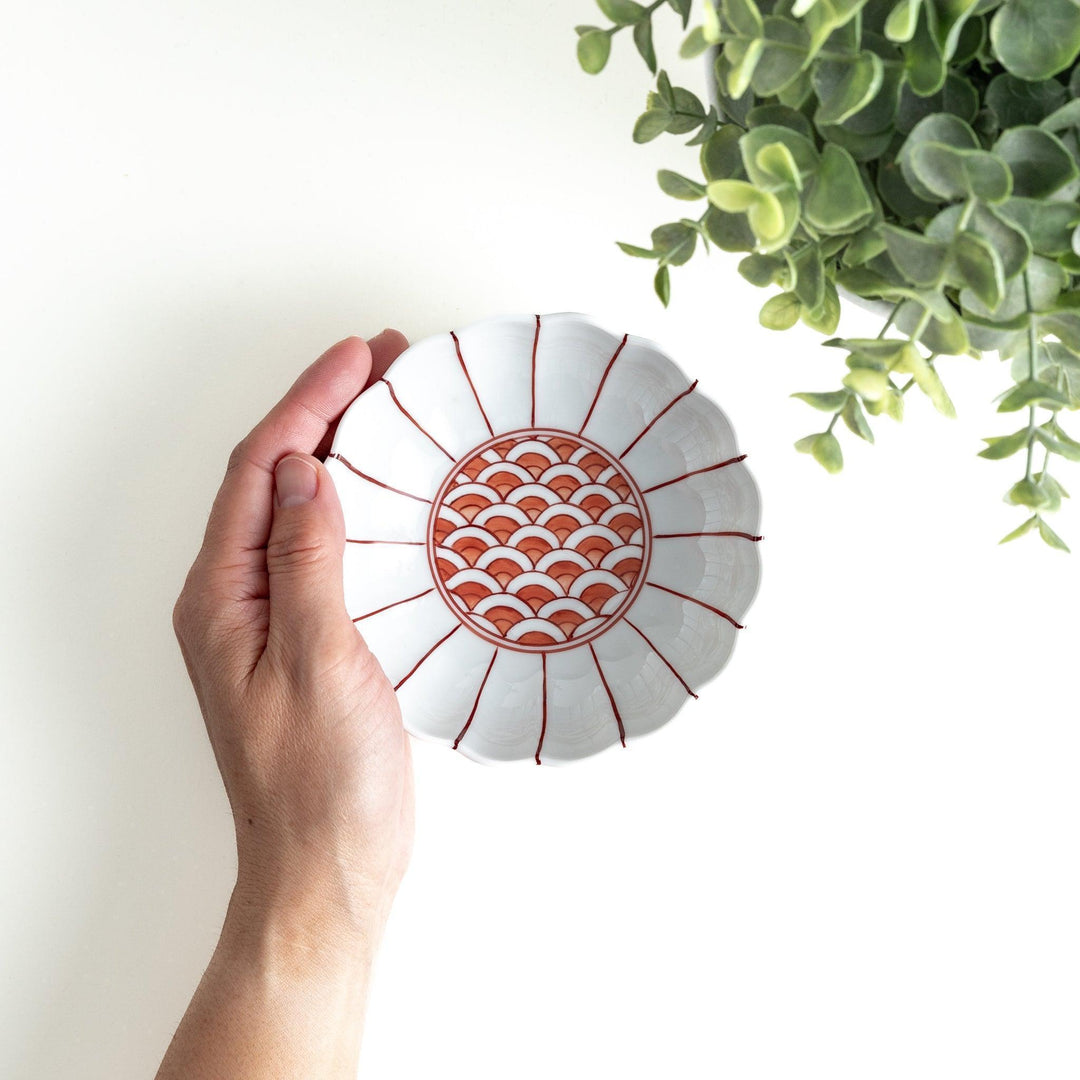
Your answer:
172;331;414;952
160;333;416;1078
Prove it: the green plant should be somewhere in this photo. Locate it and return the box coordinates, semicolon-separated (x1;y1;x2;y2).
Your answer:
576;0;1080;550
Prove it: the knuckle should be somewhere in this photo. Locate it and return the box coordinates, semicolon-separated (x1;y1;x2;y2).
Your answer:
171;593;190;640
266;528;331;574
226;437;252;475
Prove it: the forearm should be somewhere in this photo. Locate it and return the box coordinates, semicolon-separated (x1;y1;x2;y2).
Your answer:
156;880;375;1079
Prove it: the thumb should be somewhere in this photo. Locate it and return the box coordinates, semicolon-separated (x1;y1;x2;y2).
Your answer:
265;453;352;659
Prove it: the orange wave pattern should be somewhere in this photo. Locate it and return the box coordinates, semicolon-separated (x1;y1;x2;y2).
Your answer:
431;432;647;650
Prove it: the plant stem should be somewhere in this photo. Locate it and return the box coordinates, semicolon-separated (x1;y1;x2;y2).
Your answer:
1022;269;1038;482
877;301;901;340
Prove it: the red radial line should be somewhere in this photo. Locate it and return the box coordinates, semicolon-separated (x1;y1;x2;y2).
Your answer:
534;652;548;765
646;581;744;629
578;333;629;435
380;378;456;461
353;586;435;622
453;648;499;751
450;330;495;436
393;624;461;692
346;538;425;545
530;313;541;427
329;452;432;503
619;379;698;459
654;530;763;542
641;453;747;495
588;642;626;748
624;618;698;700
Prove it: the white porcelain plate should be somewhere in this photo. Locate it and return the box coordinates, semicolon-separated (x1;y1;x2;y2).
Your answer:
327;313;761;765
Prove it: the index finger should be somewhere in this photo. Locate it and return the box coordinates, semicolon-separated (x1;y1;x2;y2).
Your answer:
200;335;373;561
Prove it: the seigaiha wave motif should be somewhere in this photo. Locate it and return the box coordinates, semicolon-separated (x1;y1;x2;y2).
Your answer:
429;430;650;650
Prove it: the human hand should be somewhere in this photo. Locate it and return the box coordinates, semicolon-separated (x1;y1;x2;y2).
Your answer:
172;332;414;955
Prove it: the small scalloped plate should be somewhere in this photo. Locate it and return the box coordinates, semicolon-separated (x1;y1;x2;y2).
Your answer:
327;313;761;765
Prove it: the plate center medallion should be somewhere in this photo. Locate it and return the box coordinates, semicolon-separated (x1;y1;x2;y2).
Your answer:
427;429;651;652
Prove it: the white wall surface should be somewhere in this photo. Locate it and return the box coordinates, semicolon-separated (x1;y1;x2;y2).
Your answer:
2;2;1078;1077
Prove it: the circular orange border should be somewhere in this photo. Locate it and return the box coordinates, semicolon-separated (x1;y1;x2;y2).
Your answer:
425;427;654;654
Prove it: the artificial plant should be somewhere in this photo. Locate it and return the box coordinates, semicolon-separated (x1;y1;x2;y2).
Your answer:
576;0;1080;549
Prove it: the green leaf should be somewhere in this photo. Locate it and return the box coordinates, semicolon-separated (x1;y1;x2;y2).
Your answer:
680;26;710;58
926;202;1031;280
895;299;970;357
746;104;815;140
998;198;1079;259
707;179;789;247
654;264;671;306
633;109;671;143
751;16;812;97
978;428;1030;460
760;291;802;329
703;205;757;251
804;431;844;473
993;126;1079;199
725;36;765;100
905;5;947;96
842;395;875;442
908;143;1012;203
1034;425;1080;461
790;243;825;310
843;367;892;401
668;0;692;28
1042;420;1080;461
617;241;656;258
842;228;887;267
801;280;842;334
1038;516;1071;552
997;379;1072;413
952;232;1005;312
908;355;956;417
633;17;657;72
792;390;849;411
1005;478;1051;509
722;0;764;38
577;29;612;74
651;222;697;266
986;74;1067;129
999;515;1039;544
990;0;1080;81
804;144;875;234
826;337;911;364
885;0;921;42
668;86;708;133
1039;97;1080;135
739;125;820;189
703;0;723;42
874;387;906;421
701;125;745;182
812;51;884;126
898;114;979;202
658;170;706;200
597;0;647;25
755;142;804;190
881;224;951;287
738;252;784;286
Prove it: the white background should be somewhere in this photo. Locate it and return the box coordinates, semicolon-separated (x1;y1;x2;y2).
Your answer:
2;2;1079;1077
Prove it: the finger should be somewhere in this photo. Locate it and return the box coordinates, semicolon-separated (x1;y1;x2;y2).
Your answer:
263;453;353;664
368;328;410;384
200;336;372;566
312;328;411;461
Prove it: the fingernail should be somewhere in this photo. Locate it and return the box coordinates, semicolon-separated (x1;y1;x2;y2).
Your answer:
275;456;319;508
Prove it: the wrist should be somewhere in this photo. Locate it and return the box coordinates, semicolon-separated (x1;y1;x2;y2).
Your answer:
225;858;382;981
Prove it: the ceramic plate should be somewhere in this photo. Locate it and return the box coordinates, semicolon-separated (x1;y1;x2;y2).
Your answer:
326;313;761;764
